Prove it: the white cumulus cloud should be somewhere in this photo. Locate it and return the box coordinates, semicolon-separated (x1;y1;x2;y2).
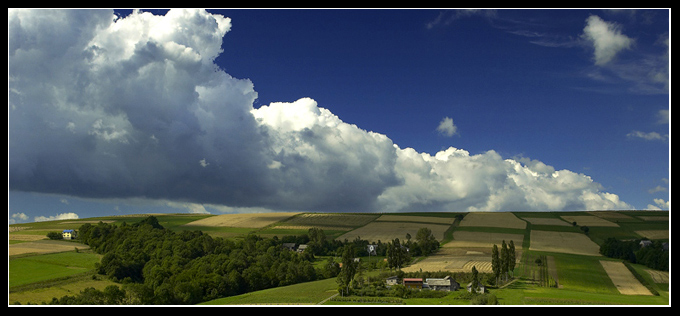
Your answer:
436;117;458;137
8;9;632;213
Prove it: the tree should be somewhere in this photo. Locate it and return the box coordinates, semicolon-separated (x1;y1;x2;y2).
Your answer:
386;238;410;270
491;244;500;285
470;266;480;293
415;227;439;256
337;244;357;295
47;231;63;240
500;240;509;282
508;240;516;277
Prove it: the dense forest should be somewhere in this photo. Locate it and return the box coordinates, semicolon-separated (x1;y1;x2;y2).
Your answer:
46;216;439;305
599;238;669;271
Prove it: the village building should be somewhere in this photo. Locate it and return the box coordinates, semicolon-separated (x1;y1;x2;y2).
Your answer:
385;276;400;287
62;229;77;240
403;278;423;290
296;244;308;253
425;276;460;292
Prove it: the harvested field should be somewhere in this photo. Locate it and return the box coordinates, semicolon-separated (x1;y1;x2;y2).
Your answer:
559;215;619;227
529;230;601;256
403;246;521;273
375;215;456;225
459;212;526;229
335;221;450;243
522;217;571;226
445;231;524;249
8;240;89;256
600;261;653;295
634;230;669;239
183;212;300;228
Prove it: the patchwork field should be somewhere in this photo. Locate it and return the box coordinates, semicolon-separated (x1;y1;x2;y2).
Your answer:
336;221;451;243
559;215;619;227
272;213;379;231
522;217;571;226
9;210;670;306
458;212;527;229
182;212;300;228
8;240;90;256
529;230;601;256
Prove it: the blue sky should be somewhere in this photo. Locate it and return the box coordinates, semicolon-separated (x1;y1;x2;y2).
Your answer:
8;9;669;223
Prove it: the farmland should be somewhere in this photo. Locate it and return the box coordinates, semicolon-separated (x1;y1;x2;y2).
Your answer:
8;210;669;306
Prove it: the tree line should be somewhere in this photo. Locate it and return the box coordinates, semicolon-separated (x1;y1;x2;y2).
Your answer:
599;238;668;271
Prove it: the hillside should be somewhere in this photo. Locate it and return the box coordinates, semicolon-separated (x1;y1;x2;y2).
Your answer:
8;210;669;305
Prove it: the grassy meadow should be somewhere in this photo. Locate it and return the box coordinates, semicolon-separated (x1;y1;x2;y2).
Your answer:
8;210;669;305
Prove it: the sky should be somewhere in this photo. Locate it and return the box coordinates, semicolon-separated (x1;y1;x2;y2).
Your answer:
8;8;670;224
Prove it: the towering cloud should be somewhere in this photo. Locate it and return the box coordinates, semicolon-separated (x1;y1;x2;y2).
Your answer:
8;9;632;213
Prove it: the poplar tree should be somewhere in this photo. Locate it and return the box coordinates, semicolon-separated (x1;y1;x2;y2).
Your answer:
491;244;500;285
501;240;509;282
508;240;516;277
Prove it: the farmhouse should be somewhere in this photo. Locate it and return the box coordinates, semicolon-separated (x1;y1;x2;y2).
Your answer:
426;276;460;292
403;278;423;290
296;244;308;253
62;229;77;240
385;276;399;287
640;240;653;248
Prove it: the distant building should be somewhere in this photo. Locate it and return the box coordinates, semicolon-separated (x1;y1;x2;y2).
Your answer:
62;229;77;240
403;278;423;290
385;276;400;287
426;276;459;292
282;243;296;251
296;244;308;253
640;240;653;248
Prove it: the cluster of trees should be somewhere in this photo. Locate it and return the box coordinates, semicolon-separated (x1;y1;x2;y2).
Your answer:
48;216;442;305
491;240;516;285
52;216;331;305
600;238;669;271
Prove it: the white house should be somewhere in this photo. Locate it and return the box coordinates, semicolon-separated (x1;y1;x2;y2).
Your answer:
62;229;77;240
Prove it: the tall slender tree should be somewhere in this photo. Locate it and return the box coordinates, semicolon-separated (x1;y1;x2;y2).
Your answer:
491;244;500;285
508;240;516;277
501;240;509;282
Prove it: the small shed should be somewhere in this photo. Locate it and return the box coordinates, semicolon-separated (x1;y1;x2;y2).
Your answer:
296;244;308;253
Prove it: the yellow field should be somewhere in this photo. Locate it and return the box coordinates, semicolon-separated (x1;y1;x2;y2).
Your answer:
635;230;669;239
559;215;619;227
600;261;653;295
335;221;450;243
183;212;300;228
529;230;601;256
522;217;571;226
8;240;90;256
445;231;524;249
459;212;526;229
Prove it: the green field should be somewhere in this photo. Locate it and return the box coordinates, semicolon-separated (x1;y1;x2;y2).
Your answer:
9;211;670;306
